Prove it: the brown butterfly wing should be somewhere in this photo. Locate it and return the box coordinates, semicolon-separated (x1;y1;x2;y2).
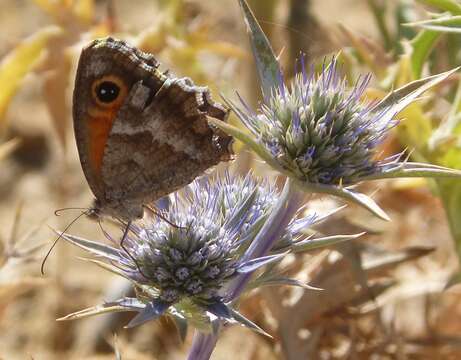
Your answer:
100;77;233;220
72;37;163;207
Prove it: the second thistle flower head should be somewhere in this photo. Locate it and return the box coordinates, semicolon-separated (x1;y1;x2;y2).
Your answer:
60;173;319;332
234;57;398;186
124;174;279;305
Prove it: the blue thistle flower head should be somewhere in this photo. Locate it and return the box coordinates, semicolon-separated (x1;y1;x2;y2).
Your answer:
124;174;279;305
216;54;459;220
60;172;323;334
236;57;399;186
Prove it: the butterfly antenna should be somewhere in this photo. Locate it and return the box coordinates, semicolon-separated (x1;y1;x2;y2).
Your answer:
41;210;89;275
97;218;114;243
54;207;91;216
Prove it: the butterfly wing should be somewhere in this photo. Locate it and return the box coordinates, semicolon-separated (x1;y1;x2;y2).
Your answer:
100;77;233;220
72;37;163;208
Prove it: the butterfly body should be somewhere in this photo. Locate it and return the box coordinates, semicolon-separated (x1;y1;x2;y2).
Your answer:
73;37;233;221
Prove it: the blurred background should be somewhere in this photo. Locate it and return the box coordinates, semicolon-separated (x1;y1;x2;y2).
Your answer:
1;0;461;359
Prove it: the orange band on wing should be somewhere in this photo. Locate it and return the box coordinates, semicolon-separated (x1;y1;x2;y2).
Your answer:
86;74;129;176
87;112;117;176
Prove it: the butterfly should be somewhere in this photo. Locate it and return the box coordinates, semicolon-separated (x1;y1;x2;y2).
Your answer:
72;37;233;223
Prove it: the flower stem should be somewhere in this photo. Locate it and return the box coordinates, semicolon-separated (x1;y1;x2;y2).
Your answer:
187;332;218;360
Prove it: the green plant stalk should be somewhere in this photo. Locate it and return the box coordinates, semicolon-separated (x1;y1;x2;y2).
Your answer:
416;0;461;15
438;180;461;256
411;29;441;79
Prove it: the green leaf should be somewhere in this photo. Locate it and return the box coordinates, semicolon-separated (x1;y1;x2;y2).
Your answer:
125;300;169;328
238;0;281;96
292;233;365;253
438;179;461;263
416;0;461;14
57;298;143;321
311;205;348;225
372;67;459;122
229;307;272;338
363;162;461;180
58;231;123;262
236;252;289;273
406;15;461;33
294;181;391;221
409;30;441;78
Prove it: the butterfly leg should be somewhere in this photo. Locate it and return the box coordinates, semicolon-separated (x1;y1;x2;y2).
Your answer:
119;220;132;252
118;220;150;280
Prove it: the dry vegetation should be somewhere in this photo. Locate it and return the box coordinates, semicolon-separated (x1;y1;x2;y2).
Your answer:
1;0;461;359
